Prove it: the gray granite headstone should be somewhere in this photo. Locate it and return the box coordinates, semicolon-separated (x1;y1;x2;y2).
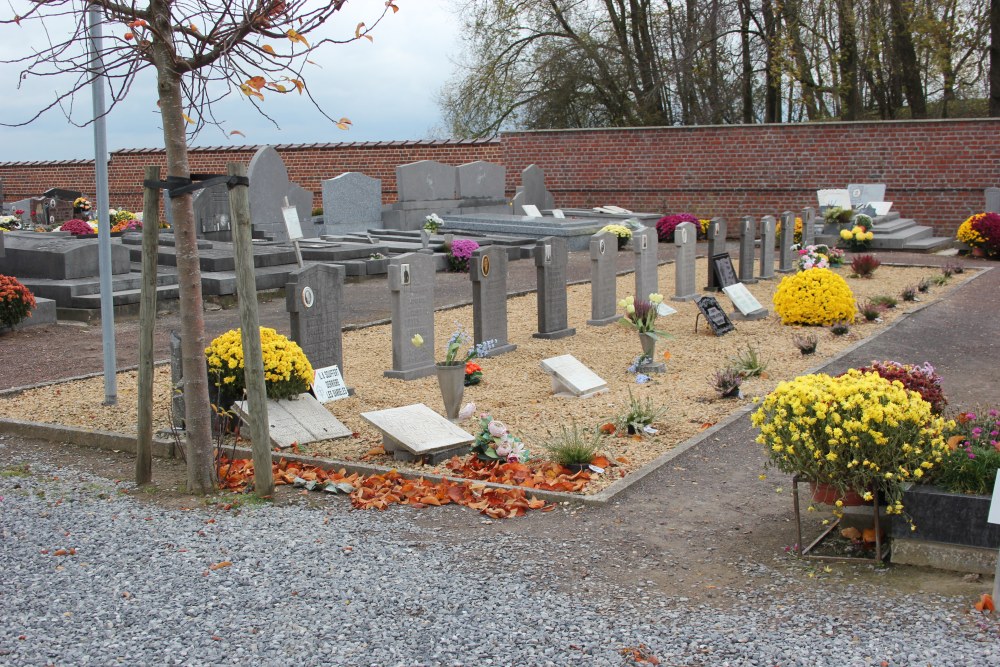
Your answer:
286;264;346;377
170;330;185;429
758;215;776;280
471;245;516;356
848;183;886;207
396;160;458;201
801;207;816;247
738;216;758;284
384;252;437;380
986;188;1000;214
672;222;698;302
632;226;659;302
321;172;382;233
778;211;795;273
587;231;619;326
705;217;727;291
532;237;575;340
457;161;506;199
513;164;555;214
192;181;232;240
247;146;312;241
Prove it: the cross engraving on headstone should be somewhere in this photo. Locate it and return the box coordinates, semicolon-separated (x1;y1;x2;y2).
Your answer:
758;215;776;280
587;231;620;326
384;252;437;380
705;218;727;291
471;245;517;356
777;211;795;273
533;237;575;340
738;216;758;284
672;221;698;302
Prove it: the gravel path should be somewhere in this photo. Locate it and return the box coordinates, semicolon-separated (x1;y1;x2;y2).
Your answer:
2;435;997;666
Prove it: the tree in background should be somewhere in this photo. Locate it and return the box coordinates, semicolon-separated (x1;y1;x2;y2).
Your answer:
1;0;397;493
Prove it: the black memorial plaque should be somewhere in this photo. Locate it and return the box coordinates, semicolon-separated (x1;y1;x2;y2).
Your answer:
711;253;739;290
695;295;735;336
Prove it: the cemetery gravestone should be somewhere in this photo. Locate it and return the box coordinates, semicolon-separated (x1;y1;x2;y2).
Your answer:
192;181;233;241
170;331;184;429
471;245;517;356
456;161;506;199
533;237;575;340
321;172;382;234
286;263;347;377
312;365;349;403
758;215;776;280
986;188;1000;214
672;221;698;302
711;253;739;290
695;295;735;336
233;394;351;449
738;216;757;284
723;283;768;320
587;231;619;326
539;355;608;398
384;252;437;380
512;164;555;215
801;207;816;247
633;226;659;301
397;160;458;202
848;183;886;207
360;403;475;464
247;146;312;241
705;218;727;291
778;211;795;273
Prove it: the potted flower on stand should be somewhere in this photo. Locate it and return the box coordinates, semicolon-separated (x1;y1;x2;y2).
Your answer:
412;328;495;420
617;293;673;367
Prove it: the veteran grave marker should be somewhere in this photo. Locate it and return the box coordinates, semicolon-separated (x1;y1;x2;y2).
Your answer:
801;207;816;247
384;252;437;380
533;237;575;339
672;222;698;302
778;211;795;273
758;215;776;280
633;226;659;301
738;216;757;284
587;231;619;326
472;245;517;355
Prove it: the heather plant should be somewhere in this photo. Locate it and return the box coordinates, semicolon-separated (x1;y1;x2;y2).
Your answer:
830;321;851;336
792;332;818;355
869;295;897;309
855;360;947;414
857;299;885;322
849;254;881;278
712;366;743;398
900;285;918;302
936;407;1000;494
447;239;480;272
655;213;700;242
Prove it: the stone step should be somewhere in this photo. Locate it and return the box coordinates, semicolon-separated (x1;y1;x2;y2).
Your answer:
901;236;954;252
18;271;178;305
70;283;181;309
871;218;918;234
874;212;901;223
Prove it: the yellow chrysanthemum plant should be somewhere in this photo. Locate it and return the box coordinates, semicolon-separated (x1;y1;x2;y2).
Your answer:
205;327;314;404
751;369;952;520
772;268;856;326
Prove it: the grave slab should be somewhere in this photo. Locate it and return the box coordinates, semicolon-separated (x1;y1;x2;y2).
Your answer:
723;283;769;321
233;393;351;448
360;403;474;464
540;355;608;398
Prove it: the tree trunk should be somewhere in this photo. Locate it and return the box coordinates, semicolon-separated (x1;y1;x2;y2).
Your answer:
889;0;927;118
836;0;861;120
780;0;822;120
762;0;782;123
150;12;216;494
738;0;754;123
991;0;1000;115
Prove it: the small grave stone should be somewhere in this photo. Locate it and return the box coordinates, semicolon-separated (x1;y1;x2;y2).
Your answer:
540;355;608;398
587;231;619;326
360;403;475;464
192;181;233;240
672;221;698;302
758;215;776;280
777;211;795;273
170;331;185;429
738;216;757;284
384;252;437;380
633;226;658;302
233;393;351;449
986;188;1000;214
723;283;768;321
286;263;347;377
456;161;506;199
397;160;458;201
695;295;735;336
801;207;816;247
711;252;739;289
247;146;312;241
533;237;575;340
321;172;382;232
705;218;727;291
471;245;517;356
521;204;542;218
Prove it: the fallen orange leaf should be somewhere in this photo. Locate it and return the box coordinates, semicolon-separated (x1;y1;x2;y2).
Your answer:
975;593;995;612
209;561;232;570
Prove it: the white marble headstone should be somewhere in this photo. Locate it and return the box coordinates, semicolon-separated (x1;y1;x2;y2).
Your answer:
360;404;474;456
722;283;766;316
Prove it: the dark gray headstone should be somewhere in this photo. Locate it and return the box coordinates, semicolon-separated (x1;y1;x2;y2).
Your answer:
986;188;1000;214
384;252;437;380
738;216;758;284
632;226;659;302
457;161;506;199
170;331;185;429
672;222;698;302
778;211;795;273
705;218;727;291
396;160;458;201
286;263;346;375
758;215;776;280
587;231;619;326
247;146;312;241
532;237;575;340
321;172;382;232
471;245;516;356
801;207;816;247
192;182;232;240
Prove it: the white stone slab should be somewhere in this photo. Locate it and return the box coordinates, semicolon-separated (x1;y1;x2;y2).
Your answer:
540;354;608;398
233;393;351;448
816;189;852;210
521;204;542;218
870;202;893;216
598;205;632;214
312;364;349;402
282;205;303;240
723;283;766;316
360;403;474;456
551;209;566;219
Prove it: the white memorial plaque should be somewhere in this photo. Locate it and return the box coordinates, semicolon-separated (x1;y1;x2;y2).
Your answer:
723;283;766;316
816;189;852;210
870;202;893;216
282;205;304;240
313;364;349;403
988;472;1000;525
522;204;542;218
656;302;677;317
540;354;609;398
233;393;351;448
551;209;566;219
360;404;474;456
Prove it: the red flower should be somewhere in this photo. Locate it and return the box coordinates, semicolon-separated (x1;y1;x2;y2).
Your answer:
465;362;482;375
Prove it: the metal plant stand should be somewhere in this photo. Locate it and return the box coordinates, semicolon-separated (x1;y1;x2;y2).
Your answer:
792;475;890;564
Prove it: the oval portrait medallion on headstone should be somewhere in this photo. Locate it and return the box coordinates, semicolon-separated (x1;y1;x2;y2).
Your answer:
301;286;315;309
599;239;606;254
481;255;491;277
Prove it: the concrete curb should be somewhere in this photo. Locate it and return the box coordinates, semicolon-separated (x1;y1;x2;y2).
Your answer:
0;265;988;505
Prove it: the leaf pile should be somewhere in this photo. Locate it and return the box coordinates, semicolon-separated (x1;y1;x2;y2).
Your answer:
444;456;600;493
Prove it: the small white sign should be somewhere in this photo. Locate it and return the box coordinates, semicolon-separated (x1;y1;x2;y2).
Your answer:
522;204;542;218
551;209;566;219
313;364;349;402
988;471;1000;525
282;205;304;240
655;302;677;317
723;283;765;315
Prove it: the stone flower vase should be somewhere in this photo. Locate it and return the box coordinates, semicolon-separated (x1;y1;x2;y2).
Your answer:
436;362;465;422
639;332;656;360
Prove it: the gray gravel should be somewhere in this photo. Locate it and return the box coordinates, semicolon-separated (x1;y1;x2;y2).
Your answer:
2;443;998;666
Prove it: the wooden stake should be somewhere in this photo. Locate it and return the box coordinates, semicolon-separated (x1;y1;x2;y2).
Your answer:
136;165;160;485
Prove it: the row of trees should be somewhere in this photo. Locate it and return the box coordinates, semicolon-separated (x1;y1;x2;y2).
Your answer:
441;0;999;136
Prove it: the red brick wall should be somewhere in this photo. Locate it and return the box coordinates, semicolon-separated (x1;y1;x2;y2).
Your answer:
3;120;998;236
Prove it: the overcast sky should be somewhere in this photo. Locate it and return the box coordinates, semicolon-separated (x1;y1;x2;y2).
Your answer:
0;1;463;162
